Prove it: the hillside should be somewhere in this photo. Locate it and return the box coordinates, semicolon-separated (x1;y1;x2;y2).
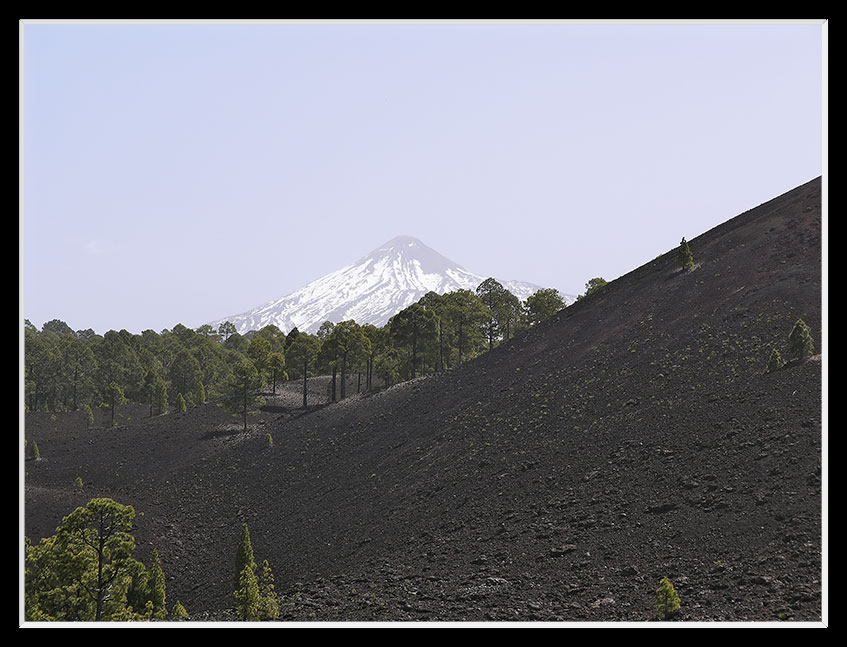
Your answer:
23;177;824;623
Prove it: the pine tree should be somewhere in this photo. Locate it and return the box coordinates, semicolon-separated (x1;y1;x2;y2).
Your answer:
221;360;264;432
767;348;783;373
105;381;127;426
171;600;188;620
234;564;260;620
789;319;815;361
83;403;94;426
234;523;256;590
678;237;694;271
149;548;167;619
655;577;681;619
25;498;144;621
257;560;280;620
267;352;286;396
30;440;40;460
176;392;187;413
153;377;168;415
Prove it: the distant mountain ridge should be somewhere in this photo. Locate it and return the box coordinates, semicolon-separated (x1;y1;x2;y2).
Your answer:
210;235;558;335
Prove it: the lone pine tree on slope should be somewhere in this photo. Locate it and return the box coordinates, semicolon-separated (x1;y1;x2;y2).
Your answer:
678;237;694;271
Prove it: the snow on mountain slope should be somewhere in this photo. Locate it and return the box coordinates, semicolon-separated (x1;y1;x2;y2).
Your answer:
209;235;559;335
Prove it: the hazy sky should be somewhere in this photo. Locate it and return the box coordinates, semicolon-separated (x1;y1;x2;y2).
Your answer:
21;19;826;335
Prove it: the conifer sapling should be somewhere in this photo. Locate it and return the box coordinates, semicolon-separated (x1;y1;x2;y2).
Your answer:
789;318;815;361
678;237;694;271
655;576;681;619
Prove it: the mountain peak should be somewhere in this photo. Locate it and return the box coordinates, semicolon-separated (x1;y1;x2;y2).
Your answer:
380;235;424;249
210;237;546;334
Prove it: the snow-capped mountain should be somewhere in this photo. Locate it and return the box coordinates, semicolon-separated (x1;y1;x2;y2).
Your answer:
210;235;552;335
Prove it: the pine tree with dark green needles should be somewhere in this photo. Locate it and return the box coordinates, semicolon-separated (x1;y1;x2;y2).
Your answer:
152;377;168;415
176;392;187;413
105;381;127;426
789;318;815;361
221;360;264;432
30;440;40;460
25;498;147;621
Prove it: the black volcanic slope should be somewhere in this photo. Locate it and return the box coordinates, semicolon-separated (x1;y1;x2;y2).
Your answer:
24;177;824;623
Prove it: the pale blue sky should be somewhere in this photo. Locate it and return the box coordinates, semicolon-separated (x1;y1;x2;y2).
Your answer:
21;20;826;335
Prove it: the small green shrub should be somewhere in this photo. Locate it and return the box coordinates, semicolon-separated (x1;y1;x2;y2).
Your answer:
176;393;187;413
767;348;783;373
30;441;40;460
655;576;681;619
265;433;274;448
789;319;814;361
82;403;94;426
74;477;84;491
171;601;188;620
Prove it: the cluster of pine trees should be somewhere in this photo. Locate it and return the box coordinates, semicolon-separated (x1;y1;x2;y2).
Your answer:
24;281;568;425
24;498;188;621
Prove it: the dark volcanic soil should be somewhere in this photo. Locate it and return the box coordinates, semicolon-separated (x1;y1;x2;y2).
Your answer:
23;177;824;624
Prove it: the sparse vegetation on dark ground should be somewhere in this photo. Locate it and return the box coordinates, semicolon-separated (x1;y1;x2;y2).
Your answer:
24;178;823;623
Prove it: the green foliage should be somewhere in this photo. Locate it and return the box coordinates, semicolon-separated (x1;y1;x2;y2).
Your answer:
789;319;815;361
234;523;256;591
767;348;783;373
30;440;40;460
149;548;167;619
327;320;372;398
82;403;94;426
257;560;280;621
267;352;286;395
440;290;488;366
578;277;607;300
105;381;127;426
218;321;237;343
287;332;321;407
171;600;189;620
390;304;438;379
74;476;84;491
196;380;206;405
232;524;278;620
170;349;202;403
176;392;187;413
678;237;694;271
153;376;168;415
316;320;336;342
25;498;151;621
221;360;264;432
524;288;566;327
655;577;681;619
265;433;274;448
234;564;260;621
476;278;507;351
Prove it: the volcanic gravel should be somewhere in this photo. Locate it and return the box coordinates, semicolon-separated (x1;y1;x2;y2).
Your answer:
23;177;824;625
